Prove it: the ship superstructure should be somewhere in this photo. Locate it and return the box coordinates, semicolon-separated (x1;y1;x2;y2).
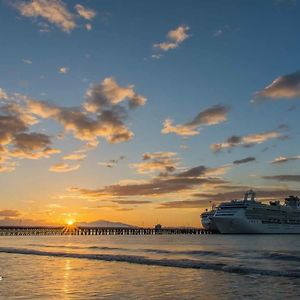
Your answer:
212;190;300;234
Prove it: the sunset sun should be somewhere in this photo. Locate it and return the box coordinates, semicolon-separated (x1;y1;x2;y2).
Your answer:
66;220;75;226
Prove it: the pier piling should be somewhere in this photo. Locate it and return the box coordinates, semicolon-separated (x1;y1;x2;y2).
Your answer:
0;226;214;236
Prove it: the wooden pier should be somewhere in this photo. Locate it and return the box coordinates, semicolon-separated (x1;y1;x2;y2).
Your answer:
0;226;214;236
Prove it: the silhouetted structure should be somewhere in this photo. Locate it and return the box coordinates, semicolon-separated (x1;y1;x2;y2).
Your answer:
0;225;214;236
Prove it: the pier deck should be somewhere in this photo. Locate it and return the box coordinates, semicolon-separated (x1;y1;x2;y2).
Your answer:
0;226;214;236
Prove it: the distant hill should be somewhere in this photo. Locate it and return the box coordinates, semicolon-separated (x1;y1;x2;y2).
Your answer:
76;219;133;228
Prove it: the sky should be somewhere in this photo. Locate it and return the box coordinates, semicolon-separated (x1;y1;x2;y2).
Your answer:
0;0;300;227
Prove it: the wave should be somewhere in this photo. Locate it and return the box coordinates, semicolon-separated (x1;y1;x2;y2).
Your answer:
263;252;300;262
1;247;300;278
27;244;300;263
28;244;121;251
28;243;227;255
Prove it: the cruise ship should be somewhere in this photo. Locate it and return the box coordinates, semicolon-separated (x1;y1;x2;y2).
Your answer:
211;190;300;234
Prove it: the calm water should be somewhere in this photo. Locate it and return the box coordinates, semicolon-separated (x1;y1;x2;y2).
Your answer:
0;235;300;299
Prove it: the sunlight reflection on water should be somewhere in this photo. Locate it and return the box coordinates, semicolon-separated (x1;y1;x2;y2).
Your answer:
0;235;299;299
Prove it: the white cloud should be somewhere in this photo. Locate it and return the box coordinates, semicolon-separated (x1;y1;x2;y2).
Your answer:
62;152;86;161
153;25;190;53
271;155;300;164
85;23;92;31
22;59;32;64
59;67;69;74
75;4;96;20
49;162;80;173
14;0;76;33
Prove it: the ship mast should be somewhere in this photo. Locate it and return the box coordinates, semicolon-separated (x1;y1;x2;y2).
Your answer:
244;189;256;202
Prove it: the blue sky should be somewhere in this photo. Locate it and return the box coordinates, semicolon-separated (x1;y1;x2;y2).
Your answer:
0;0;300;226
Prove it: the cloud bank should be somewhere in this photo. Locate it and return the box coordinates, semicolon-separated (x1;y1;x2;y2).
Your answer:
68;164;227;199
0;77;146;172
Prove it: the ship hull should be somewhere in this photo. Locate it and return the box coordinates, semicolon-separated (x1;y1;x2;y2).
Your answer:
201;217;219;232
201;213;219;232
213;216;300;234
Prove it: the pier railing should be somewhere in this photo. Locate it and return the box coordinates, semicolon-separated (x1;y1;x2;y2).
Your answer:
0;226;214;236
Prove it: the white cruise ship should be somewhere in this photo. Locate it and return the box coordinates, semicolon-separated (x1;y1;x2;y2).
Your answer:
212;190;300;234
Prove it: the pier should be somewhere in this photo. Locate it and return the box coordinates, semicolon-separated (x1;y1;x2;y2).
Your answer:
0;226;214;236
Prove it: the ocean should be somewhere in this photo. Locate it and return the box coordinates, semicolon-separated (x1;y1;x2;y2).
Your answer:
0;235;299;299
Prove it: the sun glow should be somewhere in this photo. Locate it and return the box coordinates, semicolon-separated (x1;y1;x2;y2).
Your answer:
66;220;75;226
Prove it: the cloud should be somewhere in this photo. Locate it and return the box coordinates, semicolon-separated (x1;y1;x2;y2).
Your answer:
211;130;283;152
10;132;60;159
0;162;17;173
114;207;133;211
68;164;227;199
85;23;92;31
252;70;300;103
112;200;152;205
0;88;8;100
49;162;80;173
13;0;76;33
233;157;256;165
162;119;199;136
157;199;206;209
132;152;179;174
27;77;146;145
98;156;126;168
162;105;230;137
213;29;223;37
84;77;146;112
193;189;300;202
0;78;143;171
22;59;32;64
0;97;60;167
262;175;300;182
154;25;190;52
59;67;69;74
75;4;96;20
176;165;229;177
151;54;163;59
158;188;300;208
271;155;300;164
0;209;21;217
175;165;208;178
62;152;86;161
142;152;176;160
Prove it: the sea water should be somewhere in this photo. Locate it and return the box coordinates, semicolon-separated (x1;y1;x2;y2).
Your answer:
0;235;299;299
